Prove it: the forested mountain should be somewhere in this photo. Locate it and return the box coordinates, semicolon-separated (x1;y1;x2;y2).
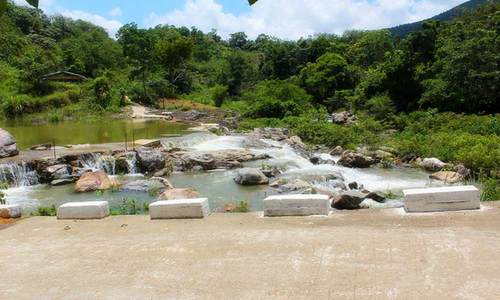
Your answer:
389;0;498;36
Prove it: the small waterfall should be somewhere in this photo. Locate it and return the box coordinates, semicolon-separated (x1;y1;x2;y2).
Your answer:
0;162;39;187
80;153;117;175
124;152;137;174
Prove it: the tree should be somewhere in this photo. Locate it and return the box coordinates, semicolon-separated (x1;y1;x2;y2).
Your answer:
117;23;156;102
299;53;354;105
347;30;393;68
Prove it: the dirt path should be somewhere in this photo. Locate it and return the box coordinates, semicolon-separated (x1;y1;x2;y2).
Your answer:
1;203;500;299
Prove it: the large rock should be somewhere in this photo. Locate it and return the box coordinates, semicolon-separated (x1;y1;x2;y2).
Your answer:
122;178;173;194
0;204;22;218
74;171;120;193
136;148;165;174
46;164;72;180
430;171;463;184
338;151;375;168
332;191;367;210
182;152;216;170
159;188;200;200
252;128;289;141
0;128;18;158
331;111;357;125
233;168;269;185
421;158;446;172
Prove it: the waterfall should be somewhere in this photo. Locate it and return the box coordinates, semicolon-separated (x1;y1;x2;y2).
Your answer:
80;153;117;175
0;162;39;187
124;152;137;174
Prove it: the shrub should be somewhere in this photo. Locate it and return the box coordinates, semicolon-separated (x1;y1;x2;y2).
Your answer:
481;178;500;202
211;85;228;108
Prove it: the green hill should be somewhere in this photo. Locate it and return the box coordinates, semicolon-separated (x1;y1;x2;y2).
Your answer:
389;0;498;36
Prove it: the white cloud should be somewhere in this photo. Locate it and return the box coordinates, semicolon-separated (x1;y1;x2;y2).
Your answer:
147;0;464;40
109;7;122;17
58;9;123;37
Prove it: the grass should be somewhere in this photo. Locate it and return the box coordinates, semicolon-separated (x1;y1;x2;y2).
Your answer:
31;205;57;217
158;99;217;112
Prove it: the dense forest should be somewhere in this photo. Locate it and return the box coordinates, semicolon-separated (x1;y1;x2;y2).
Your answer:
0;1;499;184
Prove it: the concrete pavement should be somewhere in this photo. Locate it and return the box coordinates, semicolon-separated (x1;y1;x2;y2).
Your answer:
1;203;500;299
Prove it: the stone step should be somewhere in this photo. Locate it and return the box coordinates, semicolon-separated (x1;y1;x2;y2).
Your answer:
403;186;480;213
57;201;110;220
264;194;331;217
149;198;210;219
0;204;22;219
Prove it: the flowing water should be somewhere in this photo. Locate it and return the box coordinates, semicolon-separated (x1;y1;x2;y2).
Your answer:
2;131;446;213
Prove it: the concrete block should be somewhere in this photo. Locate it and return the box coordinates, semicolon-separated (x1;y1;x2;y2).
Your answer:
264;194;330;217
404;185;480;213
0;204;22;219
57;201;110;219
150;198;210;219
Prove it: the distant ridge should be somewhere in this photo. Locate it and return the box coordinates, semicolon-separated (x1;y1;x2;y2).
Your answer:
389;0;498;37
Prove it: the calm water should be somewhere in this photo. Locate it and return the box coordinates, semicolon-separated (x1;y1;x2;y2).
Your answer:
0;119;190;149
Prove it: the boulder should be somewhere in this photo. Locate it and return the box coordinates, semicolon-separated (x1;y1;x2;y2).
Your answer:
159;188;200;200
421;158;446;172
0;128;18;158
74;171;121;193
122;178;173;194
330;146;344;156
261;166;281;178
338;151;375;168
310;156;336;165
365;192;386;203
136;148;165;174
252;128;289;141
454;164;471;178
348;182;358;190
277;179;312;193
233;168;269;185
0;204;22;218
331;111;357;125
430;171;463;184
46;164;72;180
182;152;216;170
332;191;367;210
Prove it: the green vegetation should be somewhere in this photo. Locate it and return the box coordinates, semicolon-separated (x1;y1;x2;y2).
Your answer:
31;205;57;216
234;201;250;213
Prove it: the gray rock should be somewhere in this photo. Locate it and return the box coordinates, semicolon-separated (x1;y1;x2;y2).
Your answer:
233;168;269;186
183;152;216;170
330;146;344;156
0;128;18;158
348;182;358;190
421;157;446;172
332;191;367;210
331;111;357;125
46;164;72;180
136;148;165;174
365;192;386;203
0;204;22;218
338;151;375;168
122;178;172;194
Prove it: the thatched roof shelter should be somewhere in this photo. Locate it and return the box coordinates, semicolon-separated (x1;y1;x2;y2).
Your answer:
41;71;87;82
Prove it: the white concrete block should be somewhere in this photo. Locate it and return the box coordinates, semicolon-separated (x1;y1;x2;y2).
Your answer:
57;201;110;220
404;186;480;213
264;194;330;217
0;204;22;219
150;198;210;219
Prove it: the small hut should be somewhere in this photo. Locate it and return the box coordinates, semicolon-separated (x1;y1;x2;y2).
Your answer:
41;71;87;83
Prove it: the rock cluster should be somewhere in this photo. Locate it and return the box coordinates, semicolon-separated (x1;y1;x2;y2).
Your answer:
0;128;18;158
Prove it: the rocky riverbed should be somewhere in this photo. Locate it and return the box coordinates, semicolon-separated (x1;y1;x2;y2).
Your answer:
1;126;467;213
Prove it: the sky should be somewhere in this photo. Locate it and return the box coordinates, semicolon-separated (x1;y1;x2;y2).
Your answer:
14;0;465;39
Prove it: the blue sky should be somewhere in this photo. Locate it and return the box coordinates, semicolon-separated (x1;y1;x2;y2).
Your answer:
16;0;465;39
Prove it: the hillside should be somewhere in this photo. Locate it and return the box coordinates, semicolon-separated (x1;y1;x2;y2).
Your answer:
389;0;497;36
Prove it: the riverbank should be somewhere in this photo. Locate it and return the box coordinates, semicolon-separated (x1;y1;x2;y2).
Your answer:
1;204;500;299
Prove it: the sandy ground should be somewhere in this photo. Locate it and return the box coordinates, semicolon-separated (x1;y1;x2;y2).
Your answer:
1;204;500;300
